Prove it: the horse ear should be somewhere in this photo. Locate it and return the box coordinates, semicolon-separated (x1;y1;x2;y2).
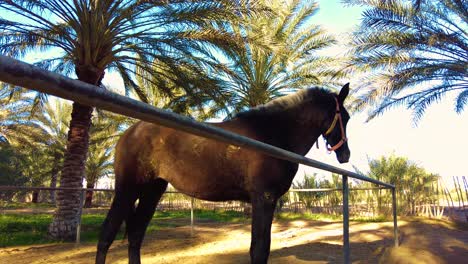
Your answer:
338;83;350;103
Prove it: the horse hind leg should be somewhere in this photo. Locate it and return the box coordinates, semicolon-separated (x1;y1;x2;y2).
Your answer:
127;178;168;264
96;186;137;264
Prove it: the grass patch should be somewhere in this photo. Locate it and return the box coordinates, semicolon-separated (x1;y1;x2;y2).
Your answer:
0;209;246;247
276;212;341;222
192;209;247;222
351;215;388;223
0;201;53;209
0;214;53;246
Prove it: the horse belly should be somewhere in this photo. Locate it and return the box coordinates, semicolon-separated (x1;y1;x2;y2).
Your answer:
157;141;250;201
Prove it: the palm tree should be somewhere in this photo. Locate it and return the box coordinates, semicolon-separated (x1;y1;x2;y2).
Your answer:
292;173;323;209
22;145;55;203
344;0;467;121
221;0;343;114
367;155;439;215
84;111;129;207
1;87;69;202
0;93;52;201
0;88;47;146
83;143;113;208
320;173;342;214
0;0;257;240
34;99;71;203
377;0;426;9
139;62;228;120
0;143;29;190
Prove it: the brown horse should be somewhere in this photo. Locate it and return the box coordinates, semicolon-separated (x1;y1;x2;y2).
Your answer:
96;84;351;264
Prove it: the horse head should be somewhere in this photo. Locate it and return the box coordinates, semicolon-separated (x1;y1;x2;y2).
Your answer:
323;83;351;164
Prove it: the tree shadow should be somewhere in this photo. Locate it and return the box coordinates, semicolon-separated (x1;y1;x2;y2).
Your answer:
381;220;468;264
2;218;467;264
0;223;241;263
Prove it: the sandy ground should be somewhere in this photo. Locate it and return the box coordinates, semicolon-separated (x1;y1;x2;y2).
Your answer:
0;218;467;264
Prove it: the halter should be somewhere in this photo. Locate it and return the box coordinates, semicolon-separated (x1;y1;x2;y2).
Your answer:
324;97;347;152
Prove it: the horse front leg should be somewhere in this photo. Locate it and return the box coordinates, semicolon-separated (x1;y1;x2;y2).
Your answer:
250;192;277;264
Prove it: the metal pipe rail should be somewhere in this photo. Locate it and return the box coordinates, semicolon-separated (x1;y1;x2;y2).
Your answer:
0;55;397;263
0;55;393;189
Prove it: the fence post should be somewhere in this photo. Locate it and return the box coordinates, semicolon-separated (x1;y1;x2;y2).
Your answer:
392;188;398;247
342;175;350;264
76;189;85;244
190;197;194;237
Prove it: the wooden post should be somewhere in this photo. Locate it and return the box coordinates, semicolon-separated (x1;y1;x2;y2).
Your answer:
392;188;398;247
190;197;194;237
76;189;85;244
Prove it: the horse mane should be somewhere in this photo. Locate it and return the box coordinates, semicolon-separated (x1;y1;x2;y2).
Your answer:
235;87;334;118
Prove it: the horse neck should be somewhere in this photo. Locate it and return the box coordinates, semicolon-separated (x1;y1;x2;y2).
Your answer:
287;92;338;155
285;106;325;156
250;104;327;156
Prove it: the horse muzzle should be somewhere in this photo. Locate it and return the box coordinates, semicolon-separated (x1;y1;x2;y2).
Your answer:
336;148;350;164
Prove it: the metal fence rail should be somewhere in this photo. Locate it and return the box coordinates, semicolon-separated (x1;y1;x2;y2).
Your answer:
0;55;397;263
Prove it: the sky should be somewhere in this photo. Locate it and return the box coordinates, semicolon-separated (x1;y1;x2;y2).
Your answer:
294;0;468;181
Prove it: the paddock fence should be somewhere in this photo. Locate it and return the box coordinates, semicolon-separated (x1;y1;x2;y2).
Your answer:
1;186;398;216
0;185;399;243
2;184;464;219
0;55;397;264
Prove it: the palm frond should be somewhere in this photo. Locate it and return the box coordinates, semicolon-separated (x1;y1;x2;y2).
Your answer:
346;0;468;121
218;0;342;114
455;89;468;113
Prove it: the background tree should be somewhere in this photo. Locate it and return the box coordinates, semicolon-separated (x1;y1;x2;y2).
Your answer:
84;111;129;207
366;155;440;215
0;93;72;202
221;0;343;114
0;0;259;240
0;88;46;146
0;87;51;201
319;173;343;214
344;0;467;122
139;62;228;121
34;100;71;203
292;173;324;209
21;146;54;203
0;143;28;188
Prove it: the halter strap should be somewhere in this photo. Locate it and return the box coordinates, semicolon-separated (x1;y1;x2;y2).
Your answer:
324;112;339;135
324;97;347;152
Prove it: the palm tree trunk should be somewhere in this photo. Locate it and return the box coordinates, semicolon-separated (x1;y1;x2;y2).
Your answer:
49;159;60;204
31;190;39;203
48;102;93;240
84;181;95;208
49;171;58;204
48;65;103;241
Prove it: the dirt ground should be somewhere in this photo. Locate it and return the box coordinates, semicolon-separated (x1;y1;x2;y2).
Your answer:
0;218;467;264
